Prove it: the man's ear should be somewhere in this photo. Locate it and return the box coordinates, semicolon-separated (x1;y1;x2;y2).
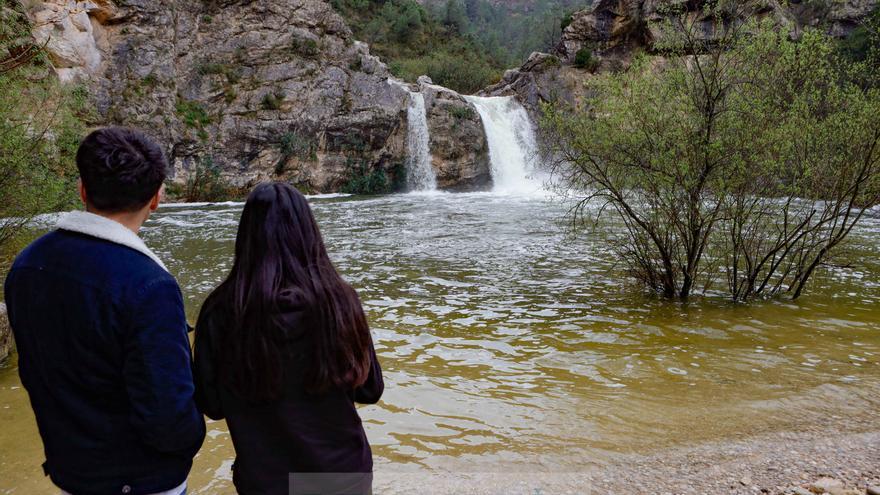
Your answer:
77;178;88;208
149;184;164;212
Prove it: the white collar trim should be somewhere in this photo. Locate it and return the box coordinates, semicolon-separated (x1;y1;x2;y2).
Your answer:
56;210;168;272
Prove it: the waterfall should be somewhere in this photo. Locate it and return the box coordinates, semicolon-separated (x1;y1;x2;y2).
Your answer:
464;96;541;194
404;91;436;191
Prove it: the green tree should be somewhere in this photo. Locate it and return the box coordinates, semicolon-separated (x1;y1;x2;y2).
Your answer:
443;0;468;34
0;2;86;256
542;12;880;301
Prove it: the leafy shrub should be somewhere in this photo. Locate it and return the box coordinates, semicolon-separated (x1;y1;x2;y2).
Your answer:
275;131;318;174
168;157;232;203
573;47;598;71
175;99;211;128
389;51;499;94
290;37;320;59
838;5;880;86
260;91;285;110
448;104;475;120
341;159;390;195
197;62;242;84
560;12;573;31
0;3;87;255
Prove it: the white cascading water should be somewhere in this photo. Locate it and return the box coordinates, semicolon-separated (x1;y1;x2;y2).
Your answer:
404;91;436;191
464;95;541;194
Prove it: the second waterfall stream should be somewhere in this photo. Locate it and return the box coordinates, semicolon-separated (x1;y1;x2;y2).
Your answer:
404;91;437;191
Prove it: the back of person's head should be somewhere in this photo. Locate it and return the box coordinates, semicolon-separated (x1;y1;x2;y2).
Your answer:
197;182;372;402
76;127;168;212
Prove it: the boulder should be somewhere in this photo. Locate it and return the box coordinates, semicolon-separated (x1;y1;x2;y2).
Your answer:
419;80;491;191
480;52;591;120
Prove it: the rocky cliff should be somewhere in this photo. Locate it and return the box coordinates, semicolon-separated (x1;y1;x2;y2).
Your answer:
556;0;879;64
418;76;491;190
22;0;487;194
484;0;878;115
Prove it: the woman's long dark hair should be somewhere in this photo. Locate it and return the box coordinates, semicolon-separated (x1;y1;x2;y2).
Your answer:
195;183;372;401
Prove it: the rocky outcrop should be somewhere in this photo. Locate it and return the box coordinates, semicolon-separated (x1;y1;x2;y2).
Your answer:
557;0;879;63
485;0;878;116
0;302;12;363
480;52;591;117
20;0;488;194
418;77;491;190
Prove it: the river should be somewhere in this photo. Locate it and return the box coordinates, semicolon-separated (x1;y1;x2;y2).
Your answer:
1;191;878;493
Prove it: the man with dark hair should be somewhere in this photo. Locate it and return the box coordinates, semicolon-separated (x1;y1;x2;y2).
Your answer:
3;127;205;495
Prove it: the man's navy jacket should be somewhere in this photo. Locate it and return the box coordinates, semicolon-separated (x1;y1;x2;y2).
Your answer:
3;211;205;495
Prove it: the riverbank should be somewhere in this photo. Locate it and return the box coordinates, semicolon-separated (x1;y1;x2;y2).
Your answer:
372;426;880;494
0;303;11;363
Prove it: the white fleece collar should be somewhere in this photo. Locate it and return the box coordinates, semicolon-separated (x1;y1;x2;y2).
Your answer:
56;210;168;272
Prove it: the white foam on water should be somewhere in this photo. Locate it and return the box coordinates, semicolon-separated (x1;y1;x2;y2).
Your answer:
159;193;351;209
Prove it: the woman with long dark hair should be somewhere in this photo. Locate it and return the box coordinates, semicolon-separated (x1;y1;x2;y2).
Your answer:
193;182;383;495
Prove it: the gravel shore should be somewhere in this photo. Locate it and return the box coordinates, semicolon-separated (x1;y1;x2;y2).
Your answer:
374;420;880;494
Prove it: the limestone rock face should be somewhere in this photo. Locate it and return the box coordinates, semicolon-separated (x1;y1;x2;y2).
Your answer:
419;78;491;191
26;1;120;83
21;0;428;193
557;0;879;62
0;302;12;363
557;0;646;63
485;0;878;116
480;52;590;119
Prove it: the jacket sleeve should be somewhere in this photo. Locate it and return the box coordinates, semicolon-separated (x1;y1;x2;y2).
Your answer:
354;335;384;404
192;311;224;420
123;279;206;455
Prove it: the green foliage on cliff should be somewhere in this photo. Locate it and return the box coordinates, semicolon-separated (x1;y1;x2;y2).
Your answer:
573;47;597;70
428;0;592;67
332;0;503;93
341;158;405;194
839;5;880;86
543;21;880;301
176;99;211;128
165;157;233;203
332;0;593;92
0;2;87;255
341;158;388;194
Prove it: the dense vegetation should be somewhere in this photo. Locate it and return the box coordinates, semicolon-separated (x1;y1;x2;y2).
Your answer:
543;7;880;302
331;0;592;93
0;2;88;258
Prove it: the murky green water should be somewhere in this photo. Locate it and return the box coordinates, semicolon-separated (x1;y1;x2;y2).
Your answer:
1;192;879;493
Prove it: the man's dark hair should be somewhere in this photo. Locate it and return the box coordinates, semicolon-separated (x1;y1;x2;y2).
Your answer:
76;127;168;212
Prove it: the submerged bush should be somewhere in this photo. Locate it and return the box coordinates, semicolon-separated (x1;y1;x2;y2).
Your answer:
543;17;880;302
